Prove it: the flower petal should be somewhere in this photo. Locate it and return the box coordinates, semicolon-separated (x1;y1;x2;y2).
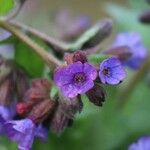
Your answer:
83;63;97;80
67;61;83;74
78;80;94;94
61;84;79;98
54;67;72;86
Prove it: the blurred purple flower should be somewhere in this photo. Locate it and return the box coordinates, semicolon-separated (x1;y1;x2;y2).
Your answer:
0;105;15;134
54;61;97;98
112;32;147;69
35;125;48;141
0;44;15;59
5;118;48;150
0;29;11;41
99;57;126;85
128;136;150;150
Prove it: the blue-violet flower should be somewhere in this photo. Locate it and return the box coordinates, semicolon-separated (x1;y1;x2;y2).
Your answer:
99;57;126;85
0;105;15;134
112;32;147;69
54;61;97;98
5;118;48;150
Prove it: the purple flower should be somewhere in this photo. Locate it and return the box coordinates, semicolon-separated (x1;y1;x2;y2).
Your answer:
128;136;150;150
0;44;15;59
5;118;48;150
0;105;15;134
0;29;11;41
54;61;97;98
71;16;91;31
112;32;147;69
99;57;126;85
35;125;48;141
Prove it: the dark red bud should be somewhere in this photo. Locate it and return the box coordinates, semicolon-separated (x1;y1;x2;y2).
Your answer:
16;102;28;116
86;84;106;106
32;79;51;90
25;88;49;101
64;51;87;64
139;10;150;24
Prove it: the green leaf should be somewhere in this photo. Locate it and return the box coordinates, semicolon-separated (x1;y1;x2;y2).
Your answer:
14;35;48;77
88;54;109;64
0;0;14;16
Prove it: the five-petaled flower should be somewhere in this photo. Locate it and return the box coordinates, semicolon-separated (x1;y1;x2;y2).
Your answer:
54;61;97;98
99;57;126;85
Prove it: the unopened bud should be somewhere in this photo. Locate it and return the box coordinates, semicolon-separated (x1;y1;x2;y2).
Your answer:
29;99;56;124
16;102;28;116
104;46;132;62
59;95;83;118
50;104;70;135
64;51;87;64
139;10;150;24
86;84;106;106
32;79;51;91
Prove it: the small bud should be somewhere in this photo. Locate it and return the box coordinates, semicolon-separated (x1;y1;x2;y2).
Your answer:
50;95;83;134
23;79;51;102
59;95;83;118
16;102;28;116
104;46;132;62
25;88;49;101
139;10;150;24
50;104;70;135
86;84;106;106
29;99;56;124
64;51;87;64
32;79;51;90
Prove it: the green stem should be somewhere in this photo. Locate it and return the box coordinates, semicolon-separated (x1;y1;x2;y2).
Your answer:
0;20;62;67
8;20;69;51
118;57;150;109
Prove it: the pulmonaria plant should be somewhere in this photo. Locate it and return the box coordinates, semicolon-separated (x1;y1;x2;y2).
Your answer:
1;5;146;149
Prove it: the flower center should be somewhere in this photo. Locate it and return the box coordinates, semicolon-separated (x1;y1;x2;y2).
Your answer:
74;72;86;84
103;68;110;76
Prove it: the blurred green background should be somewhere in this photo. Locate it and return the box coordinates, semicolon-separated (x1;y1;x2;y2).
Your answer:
1;0;150;150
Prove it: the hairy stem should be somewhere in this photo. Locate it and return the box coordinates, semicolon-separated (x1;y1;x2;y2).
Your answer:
0;20;62;67
118;57;150;109
8;20;69;51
